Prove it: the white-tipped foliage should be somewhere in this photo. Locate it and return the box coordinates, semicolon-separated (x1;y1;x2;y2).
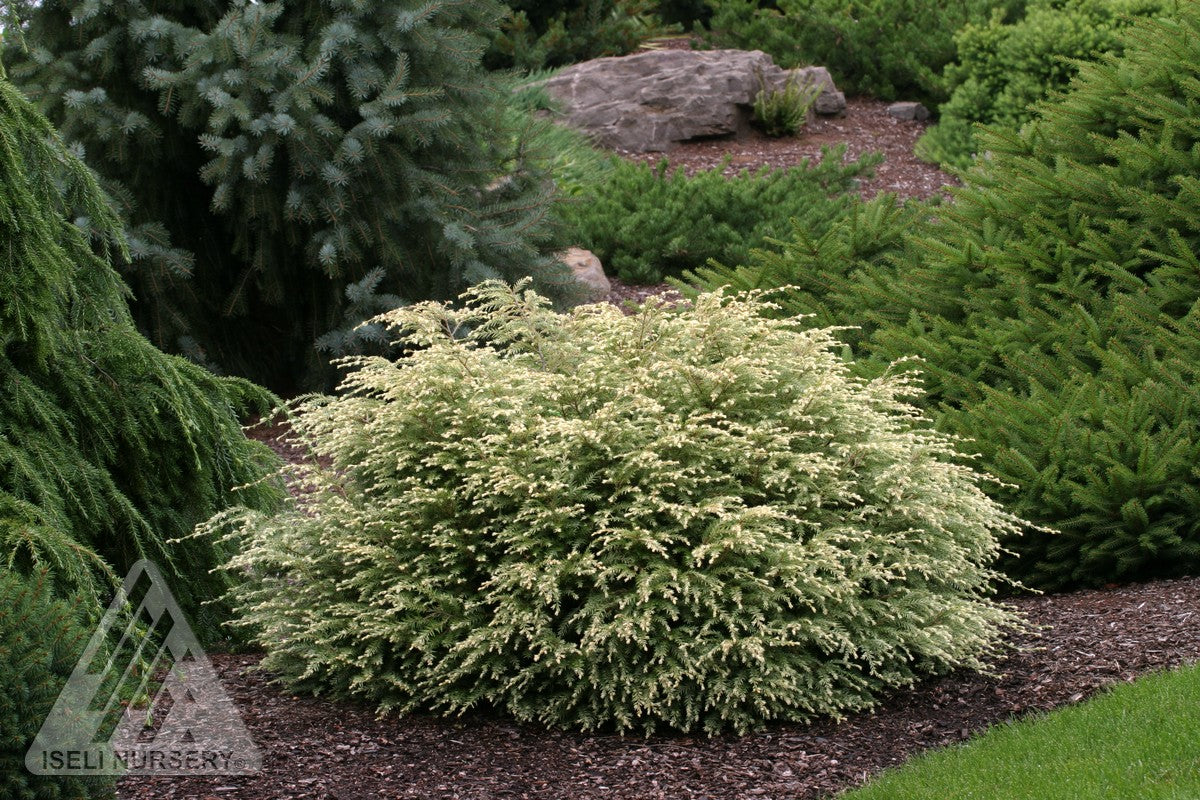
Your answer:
209;282;1025;734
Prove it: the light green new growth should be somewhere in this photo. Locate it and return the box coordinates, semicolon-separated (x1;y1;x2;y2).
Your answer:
205;282;1027;735
752;70;820;137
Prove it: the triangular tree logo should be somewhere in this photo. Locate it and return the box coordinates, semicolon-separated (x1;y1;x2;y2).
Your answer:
25;560;261;776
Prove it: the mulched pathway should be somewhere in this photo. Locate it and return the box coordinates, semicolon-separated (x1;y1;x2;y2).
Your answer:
117;577;1200;800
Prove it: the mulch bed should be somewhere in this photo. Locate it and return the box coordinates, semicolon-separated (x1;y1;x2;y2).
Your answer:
616;97;957;203
117;577;1200;800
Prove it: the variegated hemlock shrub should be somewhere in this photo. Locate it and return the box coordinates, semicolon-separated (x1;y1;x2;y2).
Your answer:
210;282;1025;734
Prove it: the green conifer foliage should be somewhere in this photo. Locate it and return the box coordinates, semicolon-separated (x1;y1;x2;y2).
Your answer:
0;569;115;800
560;146;881;283
4;0;572;391
703;0;1023;104
490;0;676;71
916;0;1169;169
0;74;283;625
872;8;1200;588
691;6;1200;589
204;282;1024;735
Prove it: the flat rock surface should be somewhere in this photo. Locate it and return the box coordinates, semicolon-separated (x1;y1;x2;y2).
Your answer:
542;48;843;153
117;573;1200;800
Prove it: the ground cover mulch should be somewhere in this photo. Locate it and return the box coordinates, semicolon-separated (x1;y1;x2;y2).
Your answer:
617;97;956;204
116;577;1200;800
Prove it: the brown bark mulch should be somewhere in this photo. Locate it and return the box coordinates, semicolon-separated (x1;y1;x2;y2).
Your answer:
617;97;957;204
117;576;1200;800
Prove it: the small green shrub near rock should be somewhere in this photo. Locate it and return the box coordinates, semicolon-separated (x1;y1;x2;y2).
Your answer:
917;0;1167;169
505;70;616;199
0;568;115;800
558;146;881;284
752;71;820;137
206;281;1025;735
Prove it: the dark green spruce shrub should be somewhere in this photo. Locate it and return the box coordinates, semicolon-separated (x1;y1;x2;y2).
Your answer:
0;74;283;627
691;6;1200;590
704;0;1023;104
917;0;1169;169
657;0;712;27
5;0;573;391
204;281;1025;735
560;146;881;284
0;568;115;800
489;0;678;71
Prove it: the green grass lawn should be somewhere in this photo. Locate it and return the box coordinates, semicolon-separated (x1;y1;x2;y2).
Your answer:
841;663;1200;800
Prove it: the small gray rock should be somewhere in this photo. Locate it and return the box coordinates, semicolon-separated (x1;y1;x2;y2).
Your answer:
886;101;930;122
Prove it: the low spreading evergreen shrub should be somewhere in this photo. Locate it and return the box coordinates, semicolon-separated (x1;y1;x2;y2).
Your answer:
0;568;115;800
0;75;283;628
704;0;1021;104
688;5;1200;590
558;146;880;284
917;0;1168;169
678;192;926;353
205;281;1024;735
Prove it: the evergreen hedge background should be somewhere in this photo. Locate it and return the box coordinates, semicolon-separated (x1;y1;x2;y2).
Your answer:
916;0;1170;169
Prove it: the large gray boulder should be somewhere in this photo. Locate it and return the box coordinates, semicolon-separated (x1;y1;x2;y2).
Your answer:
540;49;846;153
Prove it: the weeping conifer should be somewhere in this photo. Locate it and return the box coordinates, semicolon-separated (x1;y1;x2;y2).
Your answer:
0;73;283;627
3;0;572;391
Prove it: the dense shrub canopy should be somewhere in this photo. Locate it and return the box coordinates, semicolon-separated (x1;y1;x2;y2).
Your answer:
3;0;572;391
689;5;1200;589
704;0;1023;104
208;282;1023;735
0;74;282;627
917;0;1169;169
559;146;880;284
489;0;677;71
